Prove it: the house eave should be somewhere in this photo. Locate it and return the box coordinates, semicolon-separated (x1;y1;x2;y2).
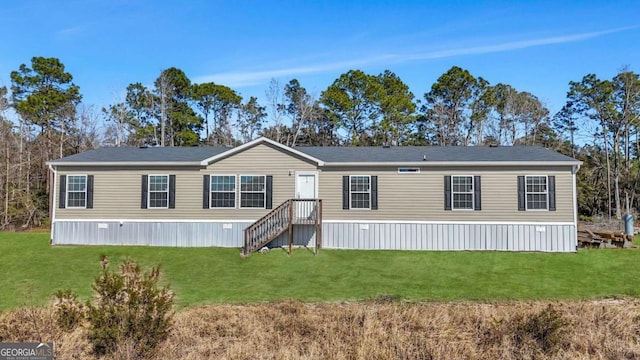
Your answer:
45;161;204;167
322;161;583;167
46;160;582;167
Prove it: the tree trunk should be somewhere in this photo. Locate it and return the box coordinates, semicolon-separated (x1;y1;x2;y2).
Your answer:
613;135;621;219
603;129;612;220
3;130;9;228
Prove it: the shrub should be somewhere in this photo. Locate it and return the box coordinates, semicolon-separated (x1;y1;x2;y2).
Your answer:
53;289;85;331
86;260;174;358
579;214;594;222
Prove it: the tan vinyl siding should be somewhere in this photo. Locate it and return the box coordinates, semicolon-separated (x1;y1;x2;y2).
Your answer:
202;143;316;219
55;143;317;220
319;166;574;222
55;145;576;224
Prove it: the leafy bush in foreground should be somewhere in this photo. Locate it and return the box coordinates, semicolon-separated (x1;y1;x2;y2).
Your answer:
53;259;174;358
52;289;85;332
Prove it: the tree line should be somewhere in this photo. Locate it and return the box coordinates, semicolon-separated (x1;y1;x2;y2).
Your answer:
0;56;638;228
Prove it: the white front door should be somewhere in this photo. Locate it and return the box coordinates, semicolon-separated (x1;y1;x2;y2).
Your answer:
295;173;317;219
296;173;316;199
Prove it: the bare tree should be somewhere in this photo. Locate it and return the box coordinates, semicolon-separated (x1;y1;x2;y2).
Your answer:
265;78;286;143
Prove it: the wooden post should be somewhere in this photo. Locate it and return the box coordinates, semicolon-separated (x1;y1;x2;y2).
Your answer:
316;199;322;255
243;228;247;256
288;200;294;255
314;199;319;256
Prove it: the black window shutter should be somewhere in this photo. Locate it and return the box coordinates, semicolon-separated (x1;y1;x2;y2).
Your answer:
169;175;176;209
342;176;350;210
59;175;66;209
265;175;273;209
548;175;556;211
473;175;481;211
517;176;525;211
86;175;94;209
444;176;451;211
141;175;148;209
203;175;210;209
371;176;378;210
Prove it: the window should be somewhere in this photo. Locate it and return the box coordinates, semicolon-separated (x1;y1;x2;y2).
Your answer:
210;175;236;208
350;176;371;209
444;175;481;211
518;175;555;212
59;175;93;209
203;174;271;209
141;175;174;209
452;176;473;210
66;175;87;208
148;175;169;208
342;176;378;210
240;175;265;208
526;175;548;210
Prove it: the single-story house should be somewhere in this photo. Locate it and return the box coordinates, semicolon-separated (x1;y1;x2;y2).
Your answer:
46;137;581;253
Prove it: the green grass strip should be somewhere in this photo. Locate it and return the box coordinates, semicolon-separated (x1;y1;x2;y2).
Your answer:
1;232;640;311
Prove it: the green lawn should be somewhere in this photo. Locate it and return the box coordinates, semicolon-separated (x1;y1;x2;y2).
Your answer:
2;232;640;311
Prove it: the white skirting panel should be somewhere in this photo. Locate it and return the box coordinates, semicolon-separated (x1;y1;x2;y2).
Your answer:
52;221;577;252
52;221;250;247
321;222;577;252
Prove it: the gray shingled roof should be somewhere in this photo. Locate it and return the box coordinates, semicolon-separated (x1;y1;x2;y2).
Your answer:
48;146;228;164
48;141;578;165
295;145;577;163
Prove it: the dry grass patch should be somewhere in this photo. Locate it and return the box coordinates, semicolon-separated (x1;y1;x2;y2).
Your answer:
2;299;640;359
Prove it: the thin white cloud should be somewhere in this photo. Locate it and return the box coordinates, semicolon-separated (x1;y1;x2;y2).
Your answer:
57;25;85;37
404;26;637;61
194;26;636;87
193;55;397;86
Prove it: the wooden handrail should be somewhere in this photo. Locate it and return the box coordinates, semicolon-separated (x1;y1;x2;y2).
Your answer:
243;199;292;255
243;199;322;255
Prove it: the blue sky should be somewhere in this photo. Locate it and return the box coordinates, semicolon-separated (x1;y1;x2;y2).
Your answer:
0;0;638;124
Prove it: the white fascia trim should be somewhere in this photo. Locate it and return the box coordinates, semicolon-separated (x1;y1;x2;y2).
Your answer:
54;219;255;223
54;218;576;226
45;161;203;167
323;220;576;226
200;137;325;166
322;161;582;167
572;164;580;229
48;164;57;235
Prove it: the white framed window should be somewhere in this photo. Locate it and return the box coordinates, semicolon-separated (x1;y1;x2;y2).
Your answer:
148;174;169;209
240;175;266;208
452;176;474;210
210;175;236;208
66;175;87;208
526;175;548;210
350;175;371;209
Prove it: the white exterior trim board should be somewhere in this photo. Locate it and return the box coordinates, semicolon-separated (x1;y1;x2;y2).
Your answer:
323;219;575;226
54;219;255;223
54;219;575;226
